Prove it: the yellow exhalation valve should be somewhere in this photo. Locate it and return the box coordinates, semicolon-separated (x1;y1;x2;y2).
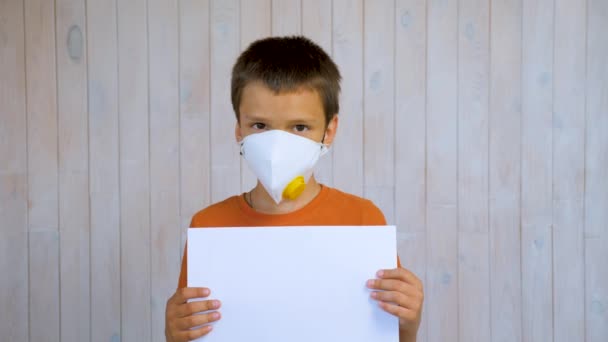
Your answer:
282;176;306;200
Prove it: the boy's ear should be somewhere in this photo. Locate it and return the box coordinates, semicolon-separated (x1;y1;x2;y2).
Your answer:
323;115;339;146
235;122;243;142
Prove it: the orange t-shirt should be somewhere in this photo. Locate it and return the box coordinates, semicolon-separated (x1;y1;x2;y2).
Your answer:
178;186;395;288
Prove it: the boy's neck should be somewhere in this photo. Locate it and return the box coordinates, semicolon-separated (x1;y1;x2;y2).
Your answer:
248;177;322;214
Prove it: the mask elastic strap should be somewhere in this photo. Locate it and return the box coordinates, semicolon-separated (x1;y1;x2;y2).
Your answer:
320;131;330;153
321;131;328;148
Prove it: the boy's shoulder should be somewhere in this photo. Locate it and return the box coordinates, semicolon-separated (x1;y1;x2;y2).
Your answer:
323;187;387;225
326;186;374;206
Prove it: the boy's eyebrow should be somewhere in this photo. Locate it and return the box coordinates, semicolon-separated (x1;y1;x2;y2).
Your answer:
240;113;269;122
241;114;318;124
284;118;317;124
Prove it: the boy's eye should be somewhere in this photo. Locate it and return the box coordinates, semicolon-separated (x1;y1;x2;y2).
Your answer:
252;123;266;130
294;125;309;132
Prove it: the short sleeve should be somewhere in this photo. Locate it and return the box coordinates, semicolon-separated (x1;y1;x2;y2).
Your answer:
177;216;197;289
177;244;187;289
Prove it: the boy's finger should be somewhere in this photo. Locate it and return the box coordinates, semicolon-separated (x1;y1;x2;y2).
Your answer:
378;301;418;322
371;290;422;312
177;299;222;318
177;311;221;330
171;287;211;304
370;290;408;307
367;278;419;296
177;324;213;341
377;268;423;290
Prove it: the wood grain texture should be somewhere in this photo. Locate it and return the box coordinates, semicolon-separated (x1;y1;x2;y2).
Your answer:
28;231;60;341
240;0;271;46
24;0;59;231
332;0;364;197
457;0;490;341
426;0;459;341
1;2;607;342
489;1;523;341
363;0;395;224
117;0;151;340
272;0;302;35
521;0;554;341
180;0;212;259
148;0;181;340
395;0;427;340
24;0;60;340
585;1;608;341
395;0;426;234
86;0;121;340
210;0;240;203
56;0;91;340
0;1;29;340
553;0;587;341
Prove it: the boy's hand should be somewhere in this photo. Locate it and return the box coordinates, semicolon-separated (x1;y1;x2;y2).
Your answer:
367;268;424;341
165;287;221;342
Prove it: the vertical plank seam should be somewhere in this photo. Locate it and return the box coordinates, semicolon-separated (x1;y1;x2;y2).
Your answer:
209;0;214;202
145;7;152;321
424;0;430;339
53;0;62;340
22;0;31;339
207;0;212;207
424;0;429;338
392;0;396;226
550;0;556;339
456;0;461;337
330;0;335;186
487;0;493;341
361;0;366;197
84;0;93;339
117;0;125;336
177;0;183;283
114;0;123;338
582;0;589;339
456;0;461;339
145;0;153;336
518;1;524;339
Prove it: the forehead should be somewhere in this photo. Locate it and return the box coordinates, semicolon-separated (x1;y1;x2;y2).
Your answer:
239;81;324;122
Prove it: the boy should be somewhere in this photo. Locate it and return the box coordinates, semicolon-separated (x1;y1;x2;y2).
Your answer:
165;36;423;342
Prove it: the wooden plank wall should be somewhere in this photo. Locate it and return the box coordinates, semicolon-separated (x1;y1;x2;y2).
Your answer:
0;1;606;341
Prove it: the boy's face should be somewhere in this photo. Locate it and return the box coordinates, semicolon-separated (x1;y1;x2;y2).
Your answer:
235;81;338;145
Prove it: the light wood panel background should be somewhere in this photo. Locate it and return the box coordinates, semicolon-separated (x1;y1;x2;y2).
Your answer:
1;0;607;341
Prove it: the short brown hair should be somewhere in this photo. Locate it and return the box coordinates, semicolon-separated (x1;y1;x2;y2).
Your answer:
231;36;341;125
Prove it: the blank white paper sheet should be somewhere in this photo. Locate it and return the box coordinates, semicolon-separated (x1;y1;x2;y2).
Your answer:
187;225;399;342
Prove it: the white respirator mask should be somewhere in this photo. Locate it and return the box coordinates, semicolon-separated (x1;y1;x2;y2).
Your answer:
240;129;329;204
